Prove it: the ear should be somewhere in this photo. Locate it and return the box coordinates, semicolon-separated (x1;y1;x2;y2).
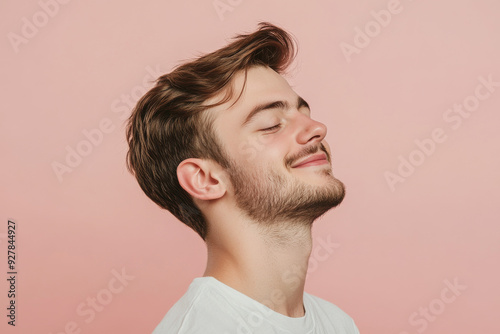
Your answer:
177;158;226;201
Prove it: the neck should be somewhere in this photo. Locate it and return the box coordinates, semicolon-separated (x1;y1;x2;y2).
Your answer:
203;220;313;318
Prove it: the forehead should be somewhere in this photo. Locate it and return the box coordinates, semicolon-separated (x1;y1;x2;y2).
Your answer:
207;65;297;122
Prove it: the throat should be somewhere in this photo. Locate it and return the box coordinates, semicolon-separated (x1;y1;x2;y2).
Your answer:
204;223;312;317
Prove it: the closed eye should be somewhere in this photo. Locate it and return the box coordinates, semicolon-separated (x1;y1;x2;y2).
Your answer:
260;124;281;132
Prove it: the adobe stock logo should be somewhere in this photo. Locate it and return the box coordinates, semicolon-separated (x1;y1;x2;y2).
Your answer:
213;0;243;21
48;268;135;334
399;277;467;334
238;133;273;163
340;0;421;63
385;74;499;192
51;65;162;183
7;0;74;54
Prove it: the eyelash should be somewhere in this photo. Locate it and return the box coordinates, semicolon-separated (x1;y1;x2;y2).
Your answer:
261;124;281;132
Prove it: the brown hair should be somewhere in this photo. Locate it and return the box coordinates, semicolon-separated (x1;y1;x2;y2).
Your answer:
126;22;297;240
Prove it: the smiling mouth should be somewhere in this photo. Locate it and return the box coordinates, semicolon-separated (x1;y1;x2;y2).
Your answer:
291;153;329;168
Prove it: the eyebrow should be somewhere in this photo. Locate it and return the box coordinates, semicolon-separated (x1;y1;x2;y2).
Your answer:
241;96;310;127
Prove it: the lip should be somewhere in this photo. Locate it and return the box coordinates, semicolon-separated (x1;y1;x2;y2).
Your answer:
291;153;328;168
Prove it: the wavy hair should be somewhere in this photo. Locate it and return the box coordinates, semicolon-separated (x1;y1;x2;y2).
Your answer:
126;22;297;239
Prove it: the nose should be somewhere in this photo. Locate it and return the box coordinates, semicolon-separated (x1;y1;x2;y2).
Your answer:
294;113;327;145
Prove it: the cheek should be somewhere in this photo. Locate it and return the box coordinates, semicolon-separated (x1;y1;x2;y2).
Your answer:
235;134;288;166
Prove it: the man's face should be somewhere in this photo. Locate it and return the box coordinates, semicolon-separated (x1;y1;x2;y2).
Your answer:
210;66;345;227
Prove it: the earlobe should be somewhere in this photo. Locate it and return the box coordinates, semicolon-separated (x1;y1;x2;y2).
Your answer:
177;158;226;201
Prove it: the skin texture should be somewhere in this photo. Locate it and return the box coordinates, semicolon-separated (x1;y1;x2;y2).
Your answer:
177;65;345;318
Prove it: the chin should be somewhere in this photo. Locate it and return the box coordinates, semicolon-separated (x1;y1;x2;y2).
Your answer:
296;167;337;184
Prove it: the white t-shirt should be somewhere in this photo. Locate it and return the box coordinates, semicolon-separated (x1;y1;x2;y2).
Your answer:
152;277;359;334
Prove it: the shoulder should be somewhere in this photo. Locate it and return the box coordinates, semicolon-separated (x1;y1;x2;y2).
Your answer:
152;278;242;334
305;292;350;316
304;292;360;334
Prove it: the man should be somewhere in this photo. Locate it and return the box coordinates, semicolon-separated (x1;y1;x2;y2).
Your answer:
126;22;359;333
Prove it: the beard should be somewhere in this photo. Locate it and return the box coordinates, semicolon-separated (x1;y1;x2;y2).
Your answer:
225;144;346;229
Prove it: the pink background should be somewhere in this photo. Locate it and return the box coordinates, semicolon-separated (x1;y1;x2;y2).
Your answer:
1;0;499;333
